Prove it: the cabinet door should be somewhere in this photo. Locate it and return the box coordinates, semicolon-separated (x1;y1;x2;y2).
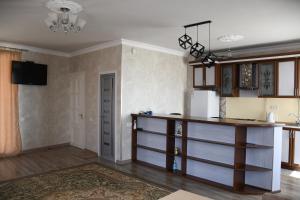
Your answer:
278;60;296;96
205;66;215;86
282;130;290;163
258;62;276;96
221;64;237;96
194;67;204;87
294;131;300;165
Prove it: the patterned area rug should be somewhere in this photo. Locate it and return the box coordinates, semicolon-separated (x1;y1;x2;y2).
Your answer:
0;163;171;200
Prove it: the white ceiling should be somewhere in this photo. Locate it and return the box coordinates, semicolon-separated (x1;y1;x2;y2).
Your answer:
1;0;300;53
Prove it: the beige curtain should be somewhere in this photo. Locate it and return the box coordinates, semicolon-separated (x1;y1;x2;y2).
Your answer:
0;50;21;157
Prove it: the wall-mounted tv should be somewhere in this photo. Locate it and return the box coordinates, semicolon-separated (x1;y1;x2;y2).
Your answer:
12;61;47;85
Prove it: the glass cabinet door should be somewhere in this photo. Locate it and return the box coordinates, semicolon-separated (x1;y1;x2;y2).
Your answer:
221;65;233;96
259;62;275;96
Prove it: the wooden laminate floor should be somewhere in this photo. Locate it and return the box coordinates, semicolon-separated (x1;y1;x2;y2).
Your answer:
0;146;299;200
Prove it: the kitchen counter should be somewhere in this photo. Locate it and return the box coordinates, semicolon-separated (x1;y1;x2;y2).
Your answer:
283;123;300;130
131;114;285;127
132;113;283;193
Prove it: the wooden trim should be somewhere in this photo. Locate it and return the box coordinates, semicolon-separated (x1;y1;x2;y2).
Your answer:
290;130;295;166
215;64;221;93
297;58;300;96
136;144;166;154
193;65;205;88
233;127;247;192
276;58;297;97
186;155;234;169
192;66;196;87
137;129;166;136
220;64;239;97
166;120;175;172
132;114;285;128
257;61;277;97
187;137;235;147
131;116;137;161
181;121;187;175
189;50;300;65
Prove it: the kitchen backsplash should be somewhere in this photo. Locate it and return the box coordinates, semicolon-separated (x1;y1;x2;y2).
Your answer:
225;97;299;123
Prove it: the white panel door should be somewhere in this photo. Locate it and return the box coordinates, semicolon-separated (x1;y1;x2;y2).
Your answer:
294;131;300;164
278;61;295;96
281;130;290;163
70;72;86;149
205;66;215;86
194;67;204;86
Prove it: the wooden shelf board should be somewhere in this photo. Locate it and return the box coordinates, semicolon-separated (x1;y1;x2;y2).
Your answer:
186;155;234;169
187;137;273;149
245;164;272;172
187;137;235;147
246;143;273;149
136;129;166;136
186;155;271;172
136;144;166;154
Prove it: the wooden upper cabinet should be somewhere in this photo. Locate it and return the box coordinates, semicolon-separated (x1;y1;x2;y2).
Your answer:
193;64;220;90
221;64;238;97
258;62;276;97
277;59;297;97
193;66;204;87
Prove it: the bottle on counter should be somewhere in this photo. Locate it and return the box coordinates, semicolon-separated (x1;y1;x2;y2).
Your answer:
173;159;177;173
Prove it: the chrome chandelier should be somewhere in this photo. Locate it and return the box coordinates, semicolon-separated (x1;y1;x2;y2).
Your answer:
178;20;216;67
45;0;86;33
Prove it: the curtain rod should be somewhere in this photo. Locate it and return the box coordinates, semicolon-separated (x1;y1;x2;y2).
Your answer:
0;46;28;53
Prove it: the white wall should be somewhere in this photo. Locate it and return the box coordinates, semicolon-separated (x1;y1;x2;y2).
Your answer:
70;46;122;156
120;45;187;160
19;52;71;150
18;44;188;162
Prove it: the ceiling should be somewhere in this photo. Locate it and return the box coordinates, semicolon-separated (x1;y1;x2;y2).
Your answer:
1;0;300;53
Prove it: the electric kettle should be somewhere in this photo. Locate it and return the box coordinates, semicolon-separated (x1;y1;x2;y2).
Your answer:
267;112;275;123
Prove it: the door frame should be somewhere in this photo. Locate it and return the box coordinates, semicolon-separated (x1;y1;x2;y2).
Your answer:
98;71;117;162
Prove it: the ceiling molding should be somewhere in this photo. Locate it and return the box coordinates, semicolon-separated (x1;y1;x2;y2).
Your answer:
70;39;123;57
0;41;71;57
121;39;185;57
0;39;186;58
215;40;300;57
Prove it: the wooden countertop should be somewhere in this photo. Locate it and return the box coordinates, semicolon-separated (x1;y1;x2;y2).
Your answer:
132;113;285;127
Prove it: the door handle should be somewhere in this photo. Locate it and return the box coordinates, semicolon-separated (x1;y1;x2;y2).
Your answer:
79;114;84;119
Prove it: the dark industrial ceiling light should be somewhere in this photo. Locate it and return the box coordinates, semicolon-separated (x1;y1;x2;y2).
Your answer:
178;28;192;50
189;26;205;58
178;20;218;65
202;52;217;68
202;23;217;68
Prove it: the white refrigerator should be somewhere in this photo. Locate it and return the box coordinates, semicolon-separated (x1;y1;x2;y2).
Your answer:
190;90;220;118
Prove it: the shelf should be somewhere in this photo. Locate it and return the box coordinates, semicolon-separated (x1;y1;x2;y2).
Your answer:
186;155;234;169
245;164;272;172
136;129;166;136
136;144;166;154
167;134;182;139
245;143;273;149
187;137;235;147
187;155;271;172
187;137;273;149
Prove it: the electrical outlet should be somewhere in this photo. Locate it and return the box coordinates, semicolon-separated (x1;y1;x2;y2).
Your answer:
269;105;279;111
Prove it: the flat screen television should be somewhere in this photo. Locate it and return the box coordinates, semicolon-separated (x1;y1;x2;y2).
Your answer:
12;61;47;85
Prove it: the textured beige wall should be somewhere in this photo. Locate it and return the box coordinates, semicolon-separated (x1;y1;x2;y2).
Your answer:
121;45;187;160
226;97;299;122
19;45;187;161
20;52;71;150
70;46;122;155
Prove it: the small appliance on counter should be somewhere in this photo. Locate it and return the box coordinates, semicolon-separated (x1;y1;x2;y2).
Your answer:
266;112;276;123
